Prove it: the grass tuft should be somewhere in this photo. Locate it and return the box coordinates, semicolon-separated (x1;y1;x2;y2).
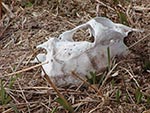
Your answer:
135;88;143;104
0;80;11;105
116;89;122;103
118;12;129;25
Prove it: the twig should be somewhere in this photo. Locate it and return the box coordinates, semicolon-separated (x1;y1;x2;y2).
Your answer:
14;53;28;72
0;0;2;19
125;89;135;104
72;102;85;111
128;33;150;49
106;106;115;113
96;4;100;17
96;0;115;11
44;74;74;112
119;67;135;104
133;6;150;12
71;71;103;98
16;80;31;113
0;2;23;39
29;43;74;112
0;19;13;39
2;2;15;18
7;61;48;76
41;102;52;111
0;101;42;112
101;63;118;87
126;4;134;25
89;103;101;113
121;67;140;88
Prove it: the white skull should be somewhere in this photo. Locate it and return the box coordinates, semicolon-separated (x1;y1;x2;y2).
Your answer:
32;17;142;86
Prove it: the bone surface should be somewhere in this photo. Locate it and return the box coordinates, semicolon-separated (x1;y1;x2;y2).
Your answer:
32;17;141;86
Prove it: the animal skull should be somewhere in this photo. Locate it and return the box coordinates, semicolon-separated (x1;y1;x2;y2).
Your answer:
32;17;142;86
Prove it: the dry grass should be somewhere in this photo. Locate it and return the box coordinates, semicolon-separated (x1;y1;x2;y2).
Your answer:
0;0;150;113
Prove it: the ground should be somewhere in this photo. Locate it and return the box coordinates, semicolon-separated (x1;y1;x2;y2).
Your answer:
0;0;150;113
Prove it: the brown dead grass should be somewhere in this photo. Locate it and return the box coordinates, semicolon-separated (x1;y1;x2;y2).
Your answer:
0;0;150;113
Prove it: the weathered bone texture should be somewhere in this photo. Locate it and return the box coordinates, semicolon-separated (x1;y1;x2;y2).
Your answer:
32;17;141;86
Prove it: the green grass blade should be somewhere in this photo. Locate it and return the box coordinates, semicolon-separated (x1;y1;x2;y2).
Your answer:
118;12;128;25
8;74;20;89
107;47;111;71
135;88;143;104
10;103;19;113
90;72;96;84
0;80;5;105
51;107;57;113
116;89;121;103
55;97;73;112
0;80;11;105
